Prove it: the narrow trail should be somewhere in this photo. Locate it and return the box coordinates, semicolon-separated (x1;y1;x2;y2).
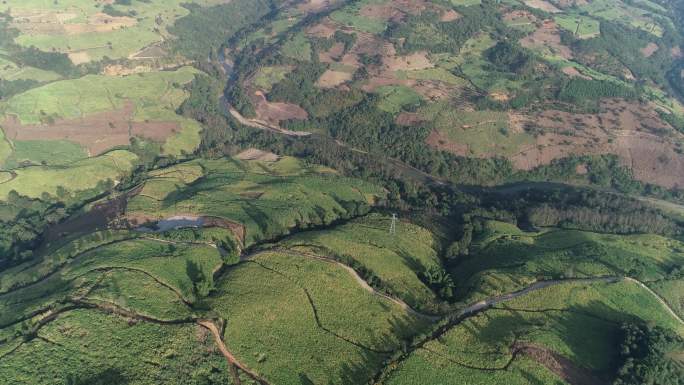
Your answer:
197;320;271;385
624;277;684;325
246;259;395;354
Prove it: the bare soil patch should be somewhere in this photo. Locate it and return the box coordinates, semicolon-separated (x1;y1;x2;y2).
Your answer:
1;102;180;156
68;51;91;65
298;0;343;14
516;343;604;385
236;148;280;162
318;42;346;63
433;99;684;188
562;66;591;79
253;91;308;125
316;69;353;88
524;0;562;13
641;42;659;57
383;51;433;71
425;129;468;156
672;46;682;59
520;20;573;59
395;112;426;126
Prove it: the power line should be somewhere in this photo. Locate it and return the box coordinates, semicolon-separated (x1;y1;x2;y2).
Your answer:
389;213;397;235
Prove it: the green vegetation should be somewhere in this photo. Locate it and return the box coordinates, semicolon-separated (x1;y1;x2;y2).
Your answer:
1;140;87;168
330;0;388;34
252;66;292;91
0;150;137;200
387;280;684;385
211;251;428;384
127;156;385;246
280;213;444;312
376;85;423;114
452;220;684;303
555;14;601;38
169;0;273;59
614;322;684;385
1;66;203;156
281;33;312;61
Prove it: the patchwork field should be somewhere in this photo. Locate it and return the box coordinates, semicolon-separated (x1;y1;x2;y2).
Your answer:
2;0;230;63
0;67;202;160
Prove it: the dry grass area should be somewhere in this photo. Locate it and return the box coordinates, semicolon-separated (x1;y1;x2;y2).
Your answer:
520;20;573;59
67;51;91;65
1;102;180;156
524;0;562;13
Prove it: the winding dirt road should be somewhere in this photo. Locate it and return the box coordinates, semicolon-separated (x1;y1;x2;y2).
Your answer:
197;320;271;385
624;277;684;325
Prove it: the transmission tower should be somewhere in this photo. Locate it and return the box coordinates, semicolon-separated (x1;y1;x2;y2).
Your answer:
389;213;397;235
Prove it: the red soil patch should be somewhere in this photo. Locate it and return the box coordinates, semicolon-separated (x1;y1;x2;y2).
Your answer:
520;20;573;59
1;102;180;156
641;42;659;57
306;20;338;38
516;343;604;385
253;91;308;125
510;99;684;188
319;42;346;63
440;9;461;22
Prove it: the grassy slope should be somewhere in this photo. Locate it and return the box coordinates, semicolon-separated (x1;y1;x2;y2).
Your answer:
1;66;202;156
280;213;444;312
0;310;231;385
453;220;684;303
127;156;385;246
0;149;138;200
387;280;684;385
211;251;429;385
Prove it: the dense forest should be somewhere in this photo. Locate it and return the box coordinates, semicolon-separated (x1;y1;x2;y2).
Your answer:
614;323;684;385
